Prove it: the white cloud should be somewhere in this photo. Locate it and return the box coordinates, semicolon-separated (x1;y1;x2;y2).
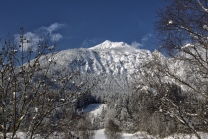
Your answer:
51;33;63;42
142;33;152;42
14;23;64;51
40;23;65;34
14;32;40;51
130;41;142;48
131;33;153;49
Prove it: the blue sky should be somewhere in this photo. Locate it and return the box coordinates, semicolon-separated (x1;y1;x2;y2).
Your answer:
0;0;163;51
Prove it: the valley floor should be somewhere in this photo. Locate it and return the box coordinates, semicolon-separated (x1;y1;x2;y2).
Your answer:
2;128;208;139
94;129;153;139
86;104;208;139
94;129;208;139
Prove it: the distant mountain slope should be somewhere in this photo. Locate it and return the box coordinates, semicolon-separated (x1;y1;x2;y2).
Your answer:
36;40;155;94
53;40;152;76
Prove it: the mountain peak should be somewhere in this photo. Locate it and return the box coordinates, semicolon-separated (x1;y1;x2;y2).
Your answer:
89;40;131;50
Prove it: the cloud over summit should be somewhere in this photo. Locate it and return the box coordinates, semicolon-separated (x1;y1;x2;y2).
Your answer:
39;23;65;34
15;23;65;51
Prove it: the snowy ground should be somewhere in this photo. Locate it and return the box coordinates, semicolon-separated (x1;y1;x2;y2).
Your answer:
0;132;42;139
83;103;107;116
94;129;208;139
3;104;207;138
84;104;155;139
94;129;156;139
84;104;208;139
2;128;208;139
164;132;208;139
94;129;137;139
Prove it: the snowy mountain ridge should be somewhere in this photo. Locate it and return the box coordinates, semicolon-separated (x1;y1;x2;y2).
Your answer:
89;40;132;50
52;40;152;75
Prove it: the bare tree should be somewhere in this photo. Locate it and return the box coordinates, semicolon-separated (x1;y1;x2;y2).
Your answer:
0;27;94;139
104;119;123;139
72;114;95;139
137;0;208;138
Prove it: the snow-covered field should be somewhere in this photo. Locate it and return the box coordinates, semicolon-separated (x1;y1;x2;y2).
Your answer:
94;129;208;139
83;103;107;116
84;104;156;139
3;104;208;139
94;129;156;139
164;132;208;139
0;132;42;139
84;104;208;139
94;129;137;139
4;131;208;139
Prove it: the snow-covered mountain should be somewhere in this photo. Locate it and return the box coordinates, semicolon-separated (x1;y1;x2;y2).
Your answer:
52;40;152;76
40;40;153;94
